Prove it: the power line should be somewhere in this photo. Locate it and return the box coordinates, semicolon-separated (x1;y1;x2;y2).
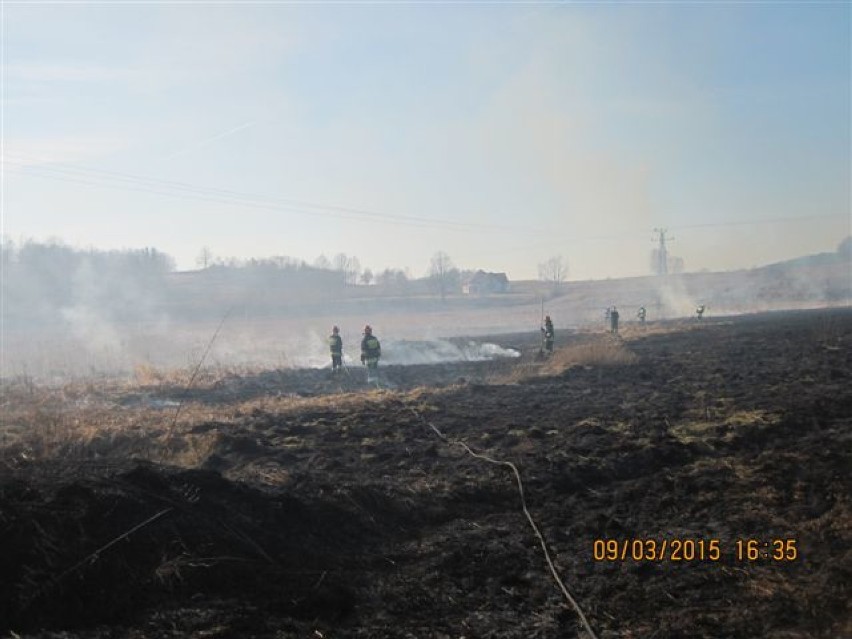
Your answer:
5;155;555;235
6;154;845;242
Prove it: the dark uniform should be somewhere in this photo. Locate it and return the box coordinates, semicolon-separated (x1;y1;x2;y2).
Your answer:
542;315;555;353
637;306;646;324
328;326;343;373
360;325;381;382
696;305;706;320
610;307;620;333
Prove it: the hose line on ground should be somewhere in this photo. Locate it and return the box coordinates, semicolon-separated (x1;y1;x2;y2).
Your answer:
407;405;599;639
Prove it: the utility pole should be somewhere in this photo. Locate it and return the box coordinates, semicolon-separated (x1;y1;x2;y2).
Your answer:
652;228;673;276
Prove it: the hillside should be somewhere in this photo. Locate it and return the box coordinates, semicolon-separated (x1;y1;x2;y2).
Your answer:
2;244;849;379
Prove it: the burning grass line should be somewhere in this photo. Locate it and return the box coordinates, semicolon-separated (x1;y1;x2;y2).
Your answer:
406;404;600;639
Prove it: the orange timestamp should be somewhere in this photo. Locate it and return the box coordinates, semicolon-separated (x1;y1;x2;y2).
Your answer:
593;538;799;562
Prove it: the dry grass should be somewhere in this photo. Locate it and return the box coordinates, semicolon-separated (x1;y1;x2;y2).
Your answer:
493;337;638;383
1;335;638;469
0;366;426;471
541;338;638;372
133;362;272;389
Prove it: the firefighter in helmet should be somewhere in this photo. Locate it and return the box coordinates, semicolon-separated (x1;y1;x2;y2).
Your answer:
541;315;555;353
610;306;620;333
328;326;343;374
360;325;381;382
637;306;647;324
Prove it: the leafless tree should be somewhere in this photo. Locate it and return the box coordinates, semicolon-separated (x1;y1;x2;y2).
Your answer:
538;255;567;293
428;251;460;301
376;268;409;292
313;254;331;270
360;268;374;286
196;246;213;269
333;253;361;286
348;256;361;286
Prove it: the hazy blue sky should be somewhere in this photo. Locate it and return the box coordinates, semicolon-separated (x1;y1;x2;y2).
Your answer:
2;2;850;280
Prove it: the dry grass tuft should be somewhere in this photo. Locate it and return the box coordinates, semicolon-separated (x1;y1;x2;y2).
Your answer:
493;337;638;383
541;338;638;373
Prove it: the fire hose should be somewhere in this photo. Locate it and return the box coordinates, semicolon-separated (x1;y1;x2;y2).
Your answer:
406;404;599;639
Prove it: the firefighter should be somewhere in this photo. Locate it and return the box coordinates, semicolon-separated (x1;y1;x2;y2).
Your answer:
637;306;647;324
328;326;343;374
360;325;381;382
541;315;555;353
696;305;706;320
610;306;620;334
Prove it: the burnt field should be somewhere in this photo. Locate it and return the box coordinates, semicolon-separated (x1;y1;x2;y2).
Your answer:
1;308;850;638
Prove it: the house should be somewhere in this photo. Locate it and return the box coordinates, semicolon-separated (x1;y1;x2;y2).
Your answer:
462;270;509;295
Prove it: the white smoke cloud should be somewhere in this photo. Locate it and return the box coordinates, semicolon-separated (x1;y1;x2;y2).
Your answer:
380;339;520;366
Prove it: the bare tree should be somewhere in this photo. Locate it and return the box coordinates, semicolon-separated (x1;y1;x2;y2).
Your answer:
347;256;361;286
376;268;409;293
333;253;349;285
538;255;567;293
196;246;213;269
333;253;361;286
428;251;460;301
313;254;331;270
360;268;374;286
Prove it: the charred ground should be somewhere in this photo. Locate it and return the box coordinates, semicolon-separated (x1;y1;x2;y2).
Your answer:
1;308;850;638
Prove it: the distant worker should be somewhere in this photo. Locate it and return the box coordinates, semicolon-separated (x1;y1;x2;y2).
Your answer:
610;306;620;334
637;306;647;324
360;325;381;382
696;305;706;320
328;326;343;374
541;315;555;353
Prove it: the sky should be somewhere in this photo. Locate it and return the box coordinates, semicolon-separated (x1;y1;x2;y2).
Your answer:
2;1;850;281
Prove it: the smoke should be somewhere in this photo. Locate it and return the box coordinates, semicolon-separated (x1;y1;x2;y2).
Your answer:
60;258;124;355
380;340;520;366
654;278;700;318
4;239;848;382
210;333;521;370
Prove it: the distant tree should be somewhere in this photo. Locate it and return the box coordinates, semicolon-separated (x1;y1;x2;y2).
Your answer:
538;255;567;293
0;236;13;270
333;253;349;285
196;246;213;269
347;256;361;286
428;251;460;301
314;254;331;270
376;268;409;293
360;268;374;286
332;253;361;286
375;269;393;288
